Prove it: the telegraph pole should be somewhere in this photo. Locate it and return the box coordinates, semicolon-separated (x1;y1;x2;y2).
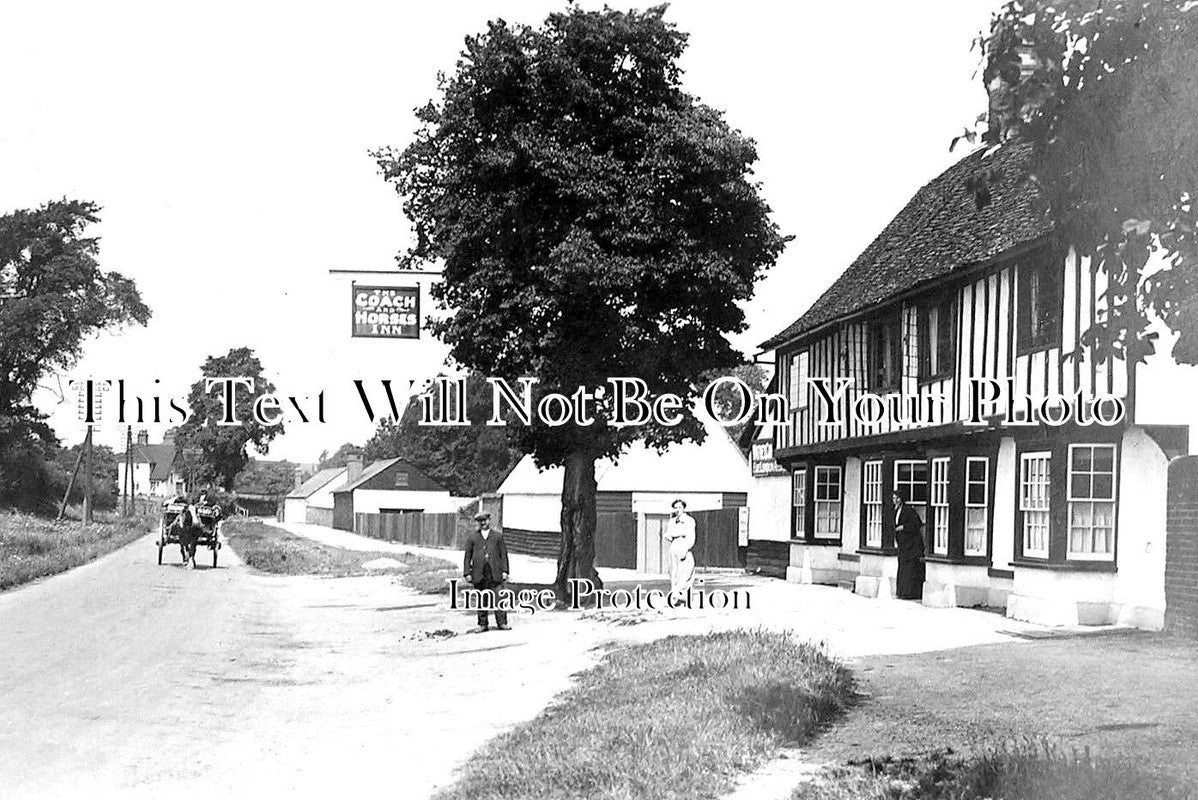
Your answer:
123;425;133;516
82;426;94;523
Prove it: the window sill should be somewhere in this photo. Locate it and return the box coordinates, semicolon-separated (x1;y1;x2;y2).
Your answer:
1015;340;1062;358
1010;558;1117;573
790;538;842;547
923;554;990;567
917;372;952;387
857;546;898;557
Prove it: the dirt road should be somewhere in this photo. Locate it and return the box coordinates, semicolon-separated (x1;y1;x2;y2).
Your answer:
0;522;1060;800
0;532;611;799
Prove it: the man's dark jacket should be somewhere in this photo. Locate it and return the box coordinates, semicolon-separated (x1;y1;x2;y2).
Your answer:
463;528;510;584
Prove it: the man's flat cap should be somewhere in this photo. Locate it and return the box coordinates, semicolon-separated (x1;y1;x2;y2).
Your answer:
473;512;491;521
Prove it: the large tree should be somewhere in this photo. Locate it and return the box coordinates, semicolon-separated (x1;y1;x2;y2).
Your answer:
177;347;284;491
375;6;787;598
0;200;149;511
972;0;1198;364
363;372;523;496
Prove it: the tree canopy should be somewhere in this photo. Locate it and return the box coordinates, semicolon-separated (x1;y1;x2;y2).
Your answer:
0;200;149;511
375;5;787;594
176;347;284;491
363;372;523;496
974;0;1198;364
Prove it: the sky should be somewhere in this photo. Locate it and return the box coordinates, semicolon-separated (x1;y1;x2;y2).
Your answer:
9;0;1164;463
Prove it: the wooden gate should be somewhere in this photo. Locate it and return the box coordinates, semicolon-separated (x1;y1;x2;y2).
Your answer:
638;513;670;573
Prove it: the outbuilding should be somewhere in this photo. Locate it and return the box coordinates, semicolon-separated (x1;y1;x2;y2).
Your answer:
496;412;751;571
331;457;454;531
283;467;348;525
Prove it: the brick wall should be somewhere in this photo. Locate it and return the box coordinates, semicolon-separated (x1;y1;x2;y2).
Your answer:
1165;456;1198;637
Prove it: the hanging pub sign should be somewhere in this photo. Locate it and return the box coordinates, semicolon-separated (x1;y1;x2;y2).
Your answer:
351;285;420;339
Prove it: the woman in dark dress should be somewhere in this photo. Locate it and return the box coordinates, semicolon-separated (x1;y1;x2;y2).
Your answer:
893;491;926;600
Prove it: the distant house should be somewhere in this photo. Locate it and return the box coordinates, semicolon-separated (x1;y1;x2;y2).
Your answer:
283;466;348;525
496;411;751;572
116;429;187;499
332;457;454;531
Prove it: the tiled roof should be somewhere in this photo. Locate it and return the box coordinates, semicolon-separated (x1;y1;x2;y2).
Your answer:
120;443;180;482
761;143;1051;350
333;458;401;494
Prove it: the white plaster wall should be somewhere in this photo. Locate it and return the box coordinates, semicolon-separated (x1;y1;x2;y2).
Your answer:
747;474;790;542
841;457;862;555
502;494;563;532
283;498;307;524
1133;319;1198;453
353;489;455;514
631;492;722;514
786;542;841;584
1113;426;1169;626
991;437;1017;570
117;462;152;495
307;479;342;511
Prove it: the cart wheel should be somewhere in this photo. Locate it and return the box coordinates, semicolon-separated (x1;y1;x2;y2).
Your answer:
212;545;219;568
157;542;164;565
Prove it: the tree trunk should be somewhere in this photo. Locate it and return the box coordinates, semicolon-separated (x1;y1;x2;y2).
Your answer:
555;449;603;603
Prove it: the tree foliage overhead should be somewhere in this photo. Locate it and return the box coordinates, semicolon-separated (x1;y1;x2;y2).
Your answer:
0;199;149;511
233;459;299;497
176;347;284;491
363;372;523;496
975;0;1198;363
375;5;787;595
375;4;788;466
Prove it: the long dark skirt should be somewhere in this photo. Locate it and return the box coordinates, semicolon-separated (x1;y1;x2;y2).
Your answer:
895;532;926;600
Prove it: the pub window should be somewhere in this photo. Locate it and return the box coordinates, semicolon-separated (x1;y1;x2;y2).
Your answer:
863;460;883;548
918;295;956;379
1020;452;1051;558
394;471;409;488
1017;249;1064;352
1067;444;1116;560
814;466;842;540
964;457;989;556
869;311;902;391
930;457;950;555
893;460;929;523
791;468;807;539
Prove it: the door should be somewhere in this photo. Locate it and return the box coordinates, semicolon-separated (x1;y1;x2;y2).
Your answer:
639;513;670;574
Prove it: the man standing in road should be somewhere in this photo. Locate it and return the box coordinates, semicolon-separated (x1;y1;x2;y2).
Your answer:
463;512;510;632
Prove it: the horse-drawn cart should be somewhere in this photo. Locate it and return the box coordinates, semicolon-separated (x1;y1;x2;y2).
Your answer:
157;500;223;567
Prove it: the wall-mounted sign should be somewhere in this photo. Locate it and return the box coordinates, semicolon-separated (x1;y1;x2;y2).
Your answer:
352;285;419;339
750;439;787;477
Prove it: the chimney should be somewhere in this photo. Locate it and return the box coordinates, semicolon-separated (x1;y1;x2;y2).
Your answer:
136;429;149;447
293;466;305;490
346;453;364;482
162;428;177;445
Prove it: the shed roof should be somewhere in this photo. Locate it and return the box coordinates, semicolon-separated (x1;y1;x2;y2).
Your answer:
286;467;348;500
497;412;750;496
761;143;1051;350
333;458;447;494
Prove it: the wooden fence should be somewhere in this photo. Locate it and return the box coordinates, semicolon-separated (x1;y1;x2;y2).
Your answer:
690;508;743;569
354;511;472;550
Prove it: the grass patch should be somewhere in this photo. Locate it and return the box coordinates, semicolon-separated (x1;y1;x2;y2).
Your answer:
800;741;1198;800
0;508;155;592
434;628;855;800
224;519;458;591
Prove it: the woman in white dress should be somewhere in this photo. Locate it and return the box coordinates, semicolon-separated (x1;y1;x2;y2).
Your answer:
664;498;696;596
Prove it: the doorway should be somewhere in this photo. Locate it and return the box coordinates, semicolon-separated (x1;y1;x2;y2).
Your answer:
639;513;670;574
